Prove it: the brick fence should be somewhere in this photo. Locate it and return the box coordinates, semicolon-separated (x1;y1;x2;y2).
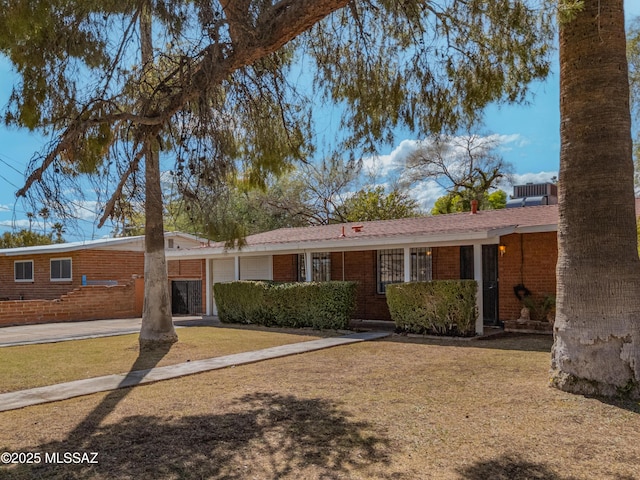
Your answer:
0;282;138;327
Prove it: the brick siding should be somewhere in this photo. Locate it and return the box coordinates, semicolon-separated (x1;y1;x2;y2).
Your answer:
0;251;206;324
273;254;298;282
498;232;557;321
432;246;461;280
266;237;558;324
0;282;137;327
0;250;145;300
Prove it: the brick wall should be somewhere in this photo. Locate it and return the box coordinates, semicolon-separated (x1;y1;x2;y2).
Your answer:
271;251;390;320
343;250;390;320
273;254;298;282
0;282;137;327
0;250;144;300
432;246;461;280
0;252;208;324
227;235;559;324
498;232;558;321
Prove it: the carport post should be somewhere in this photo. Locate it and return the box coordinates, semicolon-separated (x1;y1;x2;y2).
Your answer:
234;256;240;281
473;243;484;336
305;252;312;282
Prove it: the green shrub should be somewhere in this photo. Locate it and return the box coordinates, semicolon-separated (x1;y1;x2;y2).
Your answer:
386;280;478;336
213;281;357;330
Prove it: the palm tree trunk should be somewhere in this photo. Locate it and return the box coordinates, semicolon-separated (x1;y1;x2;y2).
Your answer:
138;0;177;349
551;0;640;397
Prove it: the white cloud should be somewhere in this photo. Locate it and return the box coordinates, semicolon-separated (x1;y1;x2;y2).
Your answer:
361;139;421;179
0;219;30;229
409;180;446;212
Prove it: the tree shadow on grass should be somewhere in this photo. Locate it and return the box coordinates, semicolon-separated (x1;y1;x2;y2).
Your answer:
456;454;577;480
2;392;400;479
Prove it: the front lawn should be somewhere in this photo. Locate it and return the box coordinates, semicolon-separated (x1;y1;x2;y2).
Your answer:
0;326;325;393
1;333;639;479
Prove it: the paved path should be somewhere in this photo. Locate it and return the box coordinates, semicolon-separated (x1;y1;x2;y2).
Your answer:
0;316;212;347
0;331;390;412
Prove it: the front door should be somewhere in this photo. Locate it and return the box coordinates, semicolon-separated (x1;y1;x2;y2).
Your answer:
482;245;499;325
460;245;499;324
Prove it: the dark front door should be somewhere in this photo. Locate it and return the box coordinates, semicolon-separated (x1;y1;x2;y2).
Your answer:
482;245;499;325
460;245;499;325
171;280;202;315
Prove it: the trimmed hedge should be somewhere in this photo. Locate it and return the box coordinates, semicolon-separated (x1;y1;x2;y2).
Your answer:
386;280;478;336
213;281;357;330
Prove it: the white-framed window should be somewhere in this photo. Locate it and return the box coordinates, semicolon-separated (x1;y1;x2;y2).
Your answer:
410;247;433;282
14;260;34;282
298;253;331;282
50;258;72;281
377;249;404;293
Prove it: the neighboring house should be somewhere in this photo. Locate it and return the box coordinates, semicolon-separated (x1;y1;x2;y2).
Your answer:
167;186;640;336
0;232;206;326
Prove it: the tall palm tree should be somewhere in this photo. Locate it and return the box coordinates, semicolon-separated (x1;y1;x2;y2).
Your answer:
38;207;50;236
137;0;177;349
51;222;65;243
26;212;34;232
551;0;640;397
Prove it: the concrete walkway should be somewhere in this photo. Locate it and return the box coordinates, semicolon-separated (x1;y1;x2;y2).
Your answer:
0;316;212;347
0;331;390;412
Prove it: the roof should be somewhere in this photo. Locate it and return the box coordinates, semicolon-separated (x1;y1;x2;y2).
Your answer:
169;204;560;259
168;198;640;259
0;231;204;257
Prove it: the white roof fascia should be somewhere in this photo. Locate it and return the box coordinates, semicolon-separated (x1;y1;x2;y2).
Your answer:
0;231;206;257
165;229;512;260
0;236;146;257
513;224;558;234
164;231;206;243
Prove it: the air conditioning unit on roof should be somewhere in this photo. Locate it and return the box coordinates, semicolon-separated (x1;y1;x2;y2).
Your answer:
506;183;558;208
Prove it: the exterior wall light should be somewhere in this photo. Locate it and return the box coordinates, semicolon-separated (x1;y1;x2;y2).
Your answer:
498;244;507;257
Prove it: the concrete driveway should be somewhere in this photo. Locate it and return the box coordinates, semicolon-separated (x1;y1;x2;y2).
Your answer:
0;316;215;347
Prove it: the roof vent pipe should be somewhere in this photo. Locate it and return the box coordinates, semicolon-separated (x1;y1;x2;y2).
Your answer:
471;199;478;214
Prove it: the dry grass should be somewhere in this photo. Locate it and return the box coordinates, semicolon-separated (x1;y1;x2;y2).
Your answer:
1;332;640;479
0;325;326;392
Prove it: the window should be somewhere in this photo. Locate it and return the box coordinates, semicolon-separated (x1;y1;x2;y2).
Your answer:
14;260;34;282
377;249;404;293
460;246;474;279
167;239;175;249
410;247;432;282
50;258;72;281
298;253;331;282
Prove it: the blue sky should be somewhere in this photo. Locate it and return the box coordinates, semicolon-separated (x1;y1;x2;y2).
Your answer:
0;2;639;241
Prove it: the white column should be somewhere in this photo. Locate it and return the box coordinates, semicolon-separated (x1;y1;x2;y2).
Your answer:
234;256;240;281
404;247;411;283
473;243;484;336
305;252;312;282
205;259;212;316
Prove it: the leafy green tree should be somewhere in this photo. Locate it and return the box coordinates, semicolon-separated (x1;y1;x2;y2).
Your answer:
431;189;507;215
550;0;640;398
0;229;60;248
339;186;420;222
1;1;554;346
487;190;508;210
